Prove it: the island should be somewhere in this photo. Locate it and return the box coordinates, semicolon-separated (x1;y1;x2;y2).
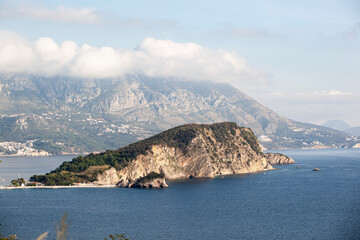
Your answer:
29;122;294;188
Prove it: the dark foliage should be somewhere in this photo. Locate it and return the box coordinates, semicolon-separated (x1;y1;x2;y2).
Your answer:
30;172;80;186
240;129;263;155
10;178;25;187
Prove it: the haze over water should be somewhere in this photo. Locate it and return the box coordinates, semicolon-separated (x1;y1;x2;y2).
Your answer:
1;149;359;240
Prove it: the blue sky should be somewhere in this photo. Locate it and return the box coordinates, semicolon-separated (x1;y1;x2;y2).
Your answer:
0;0;359;126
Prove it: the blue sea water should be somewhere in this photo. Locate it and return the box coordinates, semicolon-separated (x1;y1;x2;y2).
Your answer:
0;149;359;240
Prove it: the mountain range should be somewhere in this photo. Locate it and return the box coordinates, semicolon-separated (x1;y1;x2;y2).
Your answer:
322;120;360;137
0;73;358;154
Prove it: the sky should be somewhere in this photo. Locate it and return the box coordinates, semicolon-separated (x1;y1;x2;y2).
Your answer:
0;0;359;126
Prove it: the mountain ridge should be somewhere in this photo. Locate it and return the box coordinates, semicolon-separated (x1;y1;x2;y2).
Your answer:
0;74;358;154
322;120;351;131
322;120;360;137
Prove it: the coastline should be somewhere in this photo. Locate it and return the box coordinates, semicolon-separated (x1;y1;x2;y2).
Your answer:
1;146;358;157
0;184;117;190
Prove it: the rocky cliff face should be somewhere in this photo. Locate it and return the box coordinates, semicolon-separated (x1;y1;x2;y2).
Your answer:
115;127;273;187
95;168;120;185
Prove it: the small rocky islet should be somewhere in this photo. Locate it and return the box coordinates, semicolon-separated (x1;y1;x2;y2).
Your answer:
30;122;294;188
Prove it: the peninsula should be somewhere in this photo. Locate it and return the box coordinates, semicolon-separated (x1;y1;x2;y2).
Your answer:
29;122;294;188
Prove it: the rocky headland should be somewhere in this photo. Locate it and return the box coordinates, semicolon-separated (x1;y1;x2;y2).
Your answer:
30;122;294;188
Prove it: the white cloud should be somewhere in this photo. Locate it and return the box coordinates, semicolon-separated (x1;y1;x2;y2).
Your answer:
0;31;266;84
0;1;101;24
295;90;353;96
317;90;353;96
0;31;37;72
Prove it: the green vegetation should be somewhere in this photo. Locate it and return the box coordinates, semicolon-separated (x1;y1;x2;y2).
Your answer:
240;129;263;155
208;122;238;144
30;172;81;186
10;178;25;187
30;165;111;186
25;182;36;186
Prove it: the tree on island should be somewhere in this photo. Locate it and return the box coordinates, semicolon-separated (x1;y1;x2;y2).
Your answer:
10;178;25;187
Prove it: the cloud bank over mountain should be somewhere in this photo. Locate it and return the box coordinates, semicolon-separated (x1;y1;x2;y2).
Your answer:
0;31;266;84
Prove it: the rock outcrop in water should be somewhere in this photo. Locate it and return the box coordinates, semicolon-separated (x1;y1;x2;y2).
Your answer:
128;172;168;188
264;153;295;165
30;122;294;188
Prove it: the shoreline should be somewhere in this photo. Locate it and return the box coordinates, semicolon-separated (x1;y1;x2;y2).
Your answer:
1;169;276;190
0;184;117;190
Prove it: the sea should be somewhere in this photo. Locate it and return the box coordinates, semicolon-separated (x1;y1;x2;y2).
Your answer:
0;149;359;240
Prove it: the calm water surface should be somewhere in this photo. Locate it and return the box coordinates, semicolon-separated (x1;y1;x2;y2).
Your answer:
0;149;359;240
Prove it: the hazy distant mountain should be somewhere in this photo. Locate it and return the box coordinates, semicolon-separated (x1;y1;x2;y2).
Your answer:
322;120;351;131
322;120;360;137
344;127;360;137
0;74;358;154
